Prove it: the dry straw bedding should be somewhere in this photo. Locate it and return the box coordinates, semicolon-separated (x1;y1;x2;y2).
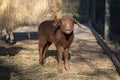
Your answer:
0;0;63;30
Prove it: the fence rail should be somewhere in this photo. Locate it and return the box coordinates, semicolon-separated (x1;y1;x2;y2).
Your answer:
89;21;120;75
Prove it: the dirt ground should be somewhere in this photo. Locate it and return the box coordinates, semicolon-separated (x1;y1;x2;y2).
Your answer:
0;24;120;80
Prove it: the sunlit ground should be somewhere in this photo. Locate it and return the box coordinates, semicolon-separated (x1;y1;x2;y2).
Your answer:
0;24;120;80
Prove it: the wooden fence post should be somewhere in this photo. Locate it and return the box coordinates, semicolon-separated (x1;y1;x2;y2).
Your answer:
104;0;111;41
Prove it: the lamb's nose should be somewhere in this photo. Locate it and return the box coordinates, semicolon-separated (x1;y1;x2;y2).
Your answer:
66;27;71;30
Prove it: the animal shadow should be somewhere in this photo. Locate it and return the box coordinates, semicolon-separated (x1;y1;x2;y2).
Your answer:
46;50;71;61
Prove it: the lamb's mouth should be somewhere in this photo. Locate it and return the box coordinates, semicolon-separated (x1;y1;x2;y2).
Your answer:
65;30;71;34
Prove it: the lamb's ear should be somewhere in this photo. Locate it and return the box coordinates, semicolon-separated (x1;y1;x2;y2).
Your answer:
73;18;81;28
52;16;61;27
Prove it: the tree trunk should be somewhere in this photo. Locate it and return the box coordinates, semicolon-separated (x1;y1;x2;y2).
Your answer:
104;0;111;41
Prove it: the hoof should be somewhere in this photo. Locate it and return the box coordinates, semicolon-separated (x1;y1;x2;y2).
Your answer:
65;67;70;71
5;39;16;44
39;62;44;65
58;69;63;73
65;65;70;71
39;60;44;65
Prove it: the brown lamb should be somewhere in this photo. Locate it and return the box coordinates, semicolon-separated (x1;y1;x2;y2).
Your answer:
38;15;80;73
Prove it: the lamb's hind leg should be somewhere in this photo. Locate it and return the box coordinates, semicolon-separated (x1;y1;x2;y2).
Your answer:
42;43;51;65
38;40;45;65
39;44;44;65
39;40;49;65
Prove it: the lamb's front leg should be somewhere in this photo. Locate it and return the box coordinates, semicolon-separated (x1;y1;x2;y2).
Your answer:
57;45;63;73
64;47;70;71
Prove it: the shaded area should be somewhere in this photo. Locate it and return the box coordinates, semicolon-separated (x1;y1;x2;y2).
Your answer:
0;64;21;80
14;32;38;41
71;55;116;80
46;50;71;61
1;32;38;42
0;45;25;80
0;65;14;80
110;0;120;43
0;59;23;80
0;46;24;56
